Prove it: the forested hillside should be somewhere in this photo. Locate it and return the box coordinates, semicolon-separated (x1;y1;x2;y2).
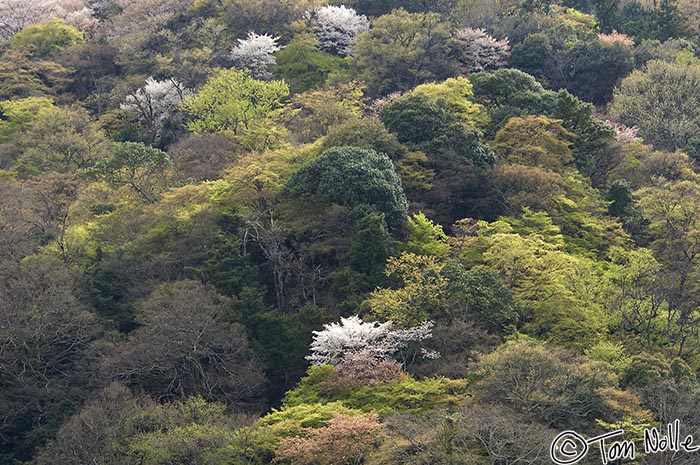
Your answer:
1;0;699;464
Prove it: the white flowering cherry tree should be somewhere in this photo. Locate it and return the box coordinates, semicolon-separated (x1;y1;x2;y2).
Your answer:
230;31;282;80
307;315;437;366
120;76;190;143
310;5;369;56
453;27;510;74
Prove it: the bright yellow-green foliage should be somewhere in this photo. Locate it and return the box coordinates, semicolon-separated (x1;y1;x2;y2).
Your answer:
333;377;468;416
478;230;606;350
545;171;629;258
636;177;700;243
0;97;54;143
223;141;322;208
284;366;468;417
258;402;362;446
405;212;450;257
499;208;564;246
364;252;448;326
183;68;289;135
10;19;84;57
412;77;488;128
491;116;575;172
553;6;599;37
585;340;631;372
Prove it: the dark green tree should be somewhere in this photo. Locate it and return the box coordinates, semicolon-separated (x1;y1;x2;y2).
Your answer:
90;142;170;203
282;146;408;229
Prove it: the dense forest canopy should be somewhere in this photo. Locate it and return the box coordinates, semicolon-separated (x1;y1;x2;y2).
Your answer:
1;0;700;464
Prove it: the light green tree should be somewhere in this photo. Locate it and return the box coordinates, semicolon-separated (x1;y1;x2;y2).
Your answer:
411;77;488;128
9;18;84;57
364;252;448;327
0;96;53;143
609;59;700;151
405;212;450;258
182;68;288;136
491;115;575;172
351;9;452;97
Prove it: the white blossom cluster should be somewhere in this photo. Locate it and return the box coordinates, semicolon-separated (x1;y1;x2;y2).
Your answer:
121;77;190;140
230;31;281;80
309;5;369;56
0;0;97;40
606;120;642;144
307;315;435;365
453;27;510;74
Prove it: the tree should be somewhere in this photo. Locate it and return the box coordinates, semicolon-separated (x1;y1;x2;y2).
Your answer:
0;180;41;259
364;252;449;327
90;141;170;203
0;0;94;41
385;404;554;465
442;262;520;332
0;96;54;144
106;0;192;69
306;315;435;366
330;350;404;387
606;178;635;217
16;105;112;173
230;31;282;80
478;230;605;350
26;172;81;262
609;59;700;151
491;163;565;215
309;5;369;57
616;0;690;42
411;77;487;128
510;33;556;83
32;383;147;465
405;212;449;258
346;210;394;276
469;68;554;124
351;9;453;97
472;339;620;429
452;27;510;74
220;0;310;37
0;255;100;463
559;38;635;105
182;68;289;136
491;116;575;172
470;69;614;174
169;132;239;182
323;117;405;160
275;413;386;465
272;33;344;93
605;246;666;348
34;385;249;465
636;178;700;357
9;18;84;57
120;76;190;144
0;0;53;40
282;146;408;229
101;280;266;404
379;94;450;146
118;396;245;465
283;81;365;144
